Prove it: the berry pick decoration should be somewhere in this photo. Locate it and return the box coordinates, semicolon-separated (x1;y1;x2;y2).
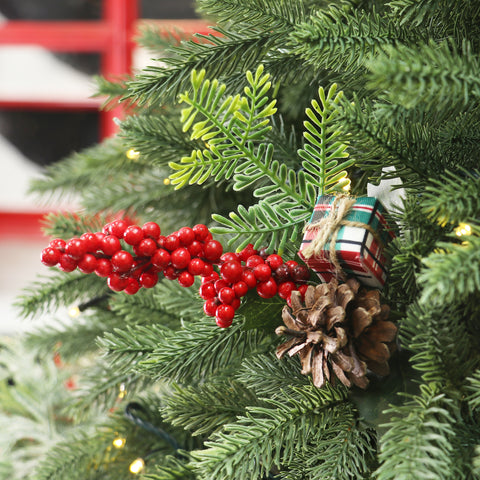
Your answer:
41;220;310;328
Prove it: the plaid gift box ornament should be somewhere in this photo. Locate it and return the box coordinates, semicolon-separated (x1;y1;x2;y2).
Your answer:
299;195;396;288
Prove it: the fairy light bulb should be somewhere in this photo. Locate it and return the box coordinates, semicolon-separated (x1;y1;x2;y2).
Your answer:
455;222;472;237
129;458;145;474
112;436;126;449
126;148;140;160
118;383;127;399
68;305;81;318
163;178;171;185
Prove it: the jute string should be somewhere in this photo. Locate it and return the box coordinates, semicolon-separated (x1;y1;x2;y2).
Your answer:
301;195;384;280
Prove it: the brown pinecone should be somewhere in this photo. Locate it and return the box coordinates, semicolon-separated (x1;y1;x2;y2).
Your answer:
275;278;397;389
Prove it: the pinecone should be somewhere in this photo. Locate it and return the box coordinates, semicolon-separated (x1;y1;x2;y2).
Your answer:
275;278;397;389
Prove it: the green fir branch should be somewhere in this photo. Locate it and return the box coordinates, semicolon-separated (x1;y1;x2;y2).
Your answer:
298;83;355;194
178;71;352;252
375;384;463;480
190;384;350;480
28;139;133;203
290;5;409;73
367;40;480;118
466;369;480;413
135;319;269;383
119;111;202;166
197;0;307;32
278;425;376;480
171;66;279;189
401;301;478;384
125;32;279;107
162;380;259;437
24;310;116;361
211;199;310;253
421;169;480;226
16;272;108;321
40;211;108;240
418;233;480;307
236;353;309;397
140;457;196;480
65;357;151;421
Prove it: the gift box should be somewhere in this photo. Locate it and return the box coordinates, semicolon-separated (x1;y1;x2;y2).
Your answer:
299;195;396;288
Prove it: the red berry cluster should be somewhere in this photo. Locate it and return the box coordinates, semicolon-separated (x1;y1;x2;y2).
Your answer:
41;221;310;328
41;220;221;295
199;244;310;328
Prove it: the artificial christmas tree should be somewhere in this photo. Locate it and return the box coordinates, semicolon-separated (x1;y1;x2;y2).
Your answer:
10;0;480;478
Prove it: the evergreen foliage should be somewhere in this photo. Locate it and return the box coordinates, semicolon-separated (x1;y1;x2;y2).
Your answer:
9;0;480;478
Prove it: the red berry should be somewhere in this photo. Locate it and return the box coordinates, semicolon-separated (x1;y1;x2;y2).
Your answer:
124;278;140;295
157;235;166;248
253;263;271;282
258;247;269;259
220;260;243;283
49;238;66;252
111;250;134;273
164;234;180;252
266;254;283;271
139;272;159;288
58;253;77;272
285;260;298;273
123;225;144;246
136;238;157;257
201;262;214;277
188;257;205;276
178;271;195;287
238;243;258;262
95;232;106;244
78;253;98;274
233;281;249;298
291;264;310;282
142;221;161;239
199;282;216;300
214;279;229;293
129;261;143;279
203;299;218;317
215;304;235;327
277;281;296;300
80;232;101;252
110;220;129;238
193;224;209;241
273;263;290;283
108;273;129;291
231;297;241;310
202;271;219;283
163;265;180;280
218;287;235;304
203;240;223;262
102;235;122;256
178;226;195;246
298;284;309;297
188;240;203;257
41;247;61;266
220;252;239;263
245;255;264;269
95;258;113;277
151;249;171;269
171;247;191;269
102;222;113;235
256;278;278;299
65;238;87;259
241;270;257;289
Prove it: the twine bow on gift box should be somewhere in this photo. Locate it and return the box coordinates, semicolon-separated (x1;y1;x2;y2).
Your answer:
301;195;384;281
